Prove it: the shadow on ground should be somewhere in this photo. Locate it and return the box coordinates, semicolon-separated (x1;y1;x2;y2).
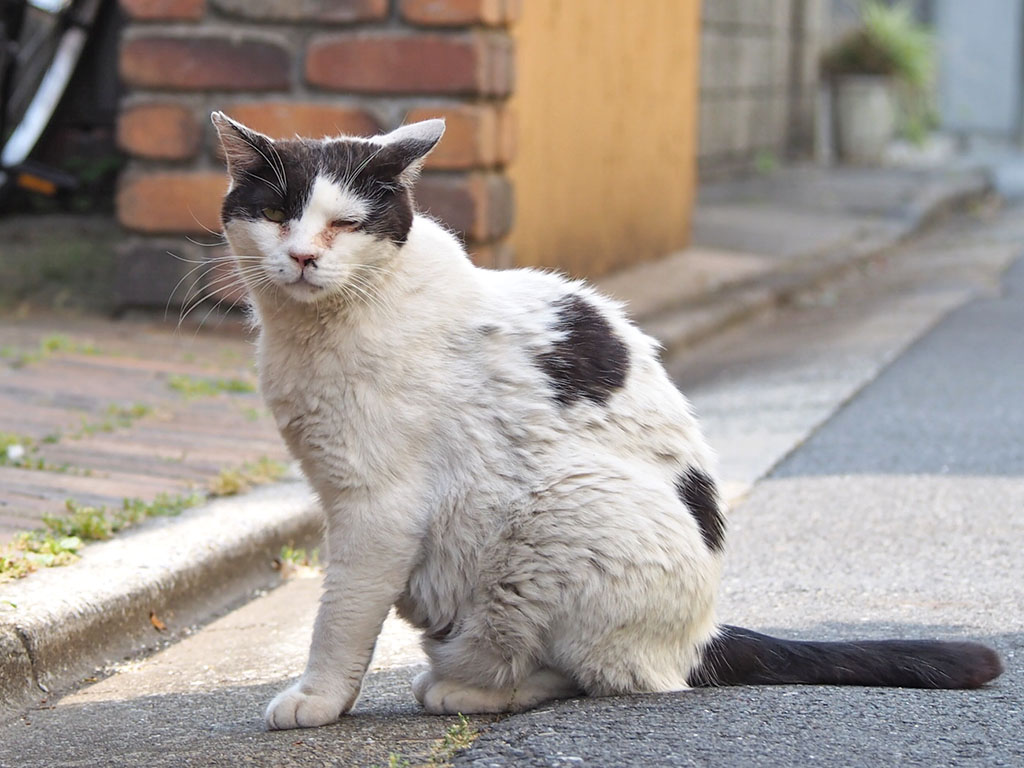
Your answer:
0;666;495;768
452;629;1022;768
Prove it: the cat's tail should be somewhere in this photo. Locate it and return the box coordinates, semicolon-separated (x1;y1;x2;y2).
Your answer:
688;625;1003;689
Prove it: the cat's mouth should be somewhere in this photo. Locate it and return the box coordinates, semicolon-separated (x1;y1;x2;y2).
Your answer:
285;274;326;295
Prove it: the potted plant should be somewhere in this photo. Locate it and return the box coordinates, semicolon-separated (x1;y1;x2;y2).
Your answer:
820;1;935;164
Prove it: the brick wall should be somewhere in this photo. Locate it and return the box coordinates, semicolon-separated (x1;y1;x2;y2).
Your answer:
113;0;518;310
698;0;827;179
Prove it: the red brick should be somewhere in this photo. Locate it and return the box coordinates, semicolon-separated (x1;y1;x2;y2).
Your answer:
306;33;514;96
117;171;228;234
119;0;206;20
417;172;512;242
223;102;380;143
117;103;200;160
211;0;387;22
120;36;290;91
405;104;514;169
401;0;521;26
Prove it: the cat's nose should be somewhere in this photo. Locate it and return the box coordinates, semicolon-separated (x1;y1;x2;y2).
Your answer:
289;252;318;270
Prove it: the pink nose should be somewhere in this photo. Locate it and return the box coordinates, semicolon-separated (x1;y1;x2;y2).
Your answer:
290;252;317;269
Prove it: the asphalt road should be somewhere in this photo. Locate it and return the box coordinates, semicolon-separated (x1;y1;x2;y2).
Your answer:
453;258;1024;766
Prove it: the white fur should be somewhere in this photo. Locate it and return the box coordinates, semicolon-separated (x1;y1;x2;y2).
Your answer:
218;128;725;730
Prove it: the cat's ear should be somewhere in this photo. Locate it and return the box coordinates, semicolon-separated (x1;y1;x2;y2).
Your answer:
374;119;446;184
211;111;275;183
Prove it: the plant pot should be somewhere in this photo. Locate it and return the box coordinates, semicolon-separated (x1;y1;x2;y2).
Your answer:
834;75;896;164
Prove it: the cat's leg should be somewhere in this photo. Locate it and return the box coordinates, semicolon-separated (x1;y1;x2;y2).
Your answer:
266;496;422;730
413;668;580;714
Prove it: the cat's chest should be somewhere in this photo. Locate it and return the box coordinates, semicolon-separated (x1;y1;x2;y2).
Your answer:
257;339;432;488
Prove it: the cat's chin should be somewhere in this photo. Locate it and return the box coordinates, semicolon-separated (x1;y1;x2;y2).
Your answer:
278;278;331;304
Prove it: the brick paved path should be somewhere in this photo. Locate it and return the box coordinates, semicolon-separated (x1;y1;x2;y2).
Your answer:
0;314;289;545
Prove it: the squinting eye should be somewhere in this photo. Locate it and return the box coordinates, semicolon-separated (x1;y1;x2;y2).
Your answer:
330;219;360;231
262;207;286;223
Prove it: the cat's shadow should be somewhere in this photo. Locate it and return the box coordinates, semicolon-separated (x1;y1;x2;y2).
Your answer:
4;628;1016;768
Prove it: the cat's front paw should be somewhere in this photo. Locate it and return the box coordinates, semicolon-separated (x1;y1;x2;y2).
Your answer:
265;684;345;730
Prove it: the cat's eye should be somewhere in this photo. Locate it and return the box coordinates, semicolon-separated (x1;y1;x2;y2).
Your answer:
262;207;286;223
330;218;360;231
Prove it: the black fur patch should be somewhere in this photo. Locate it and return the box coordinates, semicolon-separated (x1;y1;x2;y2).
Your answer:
689;625;1004;689
537;295;629;407
220;138;417;244
676;467;725;552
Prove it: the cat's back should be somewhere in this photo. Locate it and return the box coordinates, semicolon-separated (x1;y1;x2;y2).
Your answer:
465;264;712;472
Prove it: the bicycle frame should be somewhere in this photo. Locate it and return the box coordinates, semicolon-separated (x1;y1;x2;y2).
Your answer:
0;0;100;196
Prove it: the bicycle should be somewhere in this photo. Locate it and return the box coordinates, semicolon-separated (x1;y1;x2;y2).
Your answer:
0;0;102;201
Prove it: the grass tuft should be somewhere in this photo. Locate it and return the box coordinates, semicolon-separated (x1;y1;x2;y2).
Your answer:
208;456;287;496
431;714;479;766
167;374;256;399
0;431;74;473
70;402;153;439
0;334;100;367
0;493;202;582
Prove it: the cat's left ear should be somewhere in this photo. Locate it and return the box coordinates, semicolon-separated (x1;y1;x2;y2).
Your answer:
211;111;276;184
374;119;446;184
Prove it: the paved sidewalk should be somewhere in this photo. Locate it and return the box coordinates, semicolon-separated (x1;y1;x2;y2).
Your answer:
598;165;988;353
0;162;994;724
0;315;290;544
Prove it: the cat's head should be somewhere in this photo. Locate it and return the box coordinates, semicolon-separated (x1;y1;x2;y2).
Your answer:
211;112;444;304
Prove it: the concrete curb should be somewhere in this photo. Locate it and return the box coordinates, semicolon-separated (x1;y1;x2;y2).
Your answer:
0;481;321;718
600;169;992;355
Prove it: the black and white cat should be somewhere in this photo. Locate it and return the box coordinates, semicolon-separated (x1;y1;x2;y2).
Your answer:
210;113;1003;730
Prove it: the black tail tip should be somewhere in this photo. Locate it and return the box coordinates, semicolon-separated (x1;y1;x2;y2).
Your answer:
958;642;1004;688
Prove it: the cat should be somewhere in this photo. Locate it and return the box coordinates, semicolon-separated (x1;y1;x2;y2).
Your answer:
210;112;1003;730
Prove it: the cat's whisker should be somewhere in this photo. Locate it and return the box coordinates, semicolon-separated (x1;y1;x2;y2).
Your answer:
176;268;260;330
178;277;258;334
245;142;288;198
185;210;226;239
178;267;266;316
185;234;230;248
190;277;258;338
167;260;242;321
268;142;288;193
174;261;264;308
349;272;391;311
350;265;399;315
341;271;384;314
165;251;210;265
241;167;286;199
344;143;388;186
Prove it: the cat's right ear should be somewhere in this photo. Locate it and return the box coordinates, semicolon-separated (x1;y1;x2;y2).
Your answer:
211;111;274;183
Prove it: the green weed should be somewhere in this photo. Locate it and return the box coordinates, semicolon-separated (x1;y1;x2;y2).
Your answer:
0;431;73;473
70;402;153;439
167;374;256;398
1;493;203;582
0;334;100;367
241;406;264;422
278;543;319;568
1;532;82;580
431;714;478;766
208;456;287;496
372;755;411;768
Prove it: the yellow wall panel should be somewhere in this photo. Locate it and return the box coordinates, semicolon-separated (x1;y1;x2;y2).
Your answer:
509;0;701;277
